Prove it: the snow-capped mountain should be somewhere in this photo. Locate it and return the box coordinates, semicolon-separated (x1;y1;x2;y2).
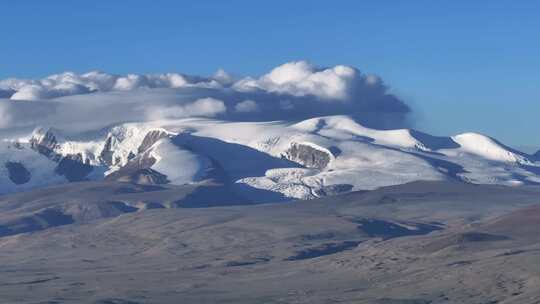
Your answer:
1;62;538;201
1;115;538;201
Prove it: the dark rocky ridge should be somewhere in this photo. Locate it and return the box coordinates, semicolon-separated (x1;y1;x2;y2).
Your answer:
99;129;170;169
99;136;115;166
55;158;94;182
30;128;60;160
138;130;170;153
21;128;175;187
105;149;166;185
29;128;95;181
282;142;333;169
313;184;354;196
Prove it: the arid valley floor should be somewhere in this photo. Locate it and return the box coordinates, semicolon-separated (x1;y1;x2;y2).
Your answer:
1;181;540;303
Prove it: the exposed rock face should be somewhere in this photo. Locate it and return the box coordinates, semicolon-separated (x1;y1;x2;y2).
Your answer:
105;152;168;185
98;129;170;167
30;128;94;181
282;143;333;169
534;150;540;160
103;130;182;185
4;162;31;185
313;184;353;197
138;130;170;153
30;128;60;160
55;158;93;182
99;136;115;166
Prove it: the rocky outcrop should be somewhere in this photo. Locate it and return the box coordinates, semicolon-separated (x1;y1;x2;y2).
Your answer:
138;130;170;153
282;142;334;169
534;150;540;160
99;136;116;166
55;158;93;182
30;128;94;181
313;184;353;197
98;129;170;167
101;129;174;185
105;151;168;185
30;128;60;160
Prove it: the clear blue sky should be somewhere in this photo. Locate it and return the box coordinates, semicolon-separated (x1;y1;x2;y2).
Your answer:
1;1;538;151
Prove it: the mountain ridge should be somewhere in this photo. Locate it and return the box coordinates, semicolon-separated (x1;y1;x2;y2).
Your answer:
1;115;539;199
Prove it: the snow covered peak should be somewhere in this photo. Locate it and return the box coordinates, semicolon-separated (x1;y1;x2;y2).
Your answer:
451;132;532;164
29;127;62;156
30;127;59;143
0;115;538;199
290;116;458;152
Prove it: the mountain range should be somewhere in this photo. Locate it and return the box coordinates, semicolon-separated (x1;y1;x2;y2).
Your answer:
2;64;540;303
1;115;539;202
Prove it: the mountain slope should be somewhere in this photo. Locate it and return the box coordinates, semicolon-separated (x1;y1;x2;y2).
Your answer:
0;115;539;199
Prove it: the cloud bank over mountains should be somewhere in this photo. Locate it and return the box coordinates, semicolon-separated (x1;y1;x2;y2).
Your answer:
0;61;411;131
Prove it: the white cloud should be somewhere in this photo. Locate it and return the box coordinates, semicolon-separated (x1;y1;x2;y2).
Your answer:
234;100;259;113
112;73;189;91
146;97;227;121
1;71;206;101
183;98;227;117
113;74;147;91
233;61;358;100
1;61;369;102
213;69;234;84
0;102;12;128
0;61;411;130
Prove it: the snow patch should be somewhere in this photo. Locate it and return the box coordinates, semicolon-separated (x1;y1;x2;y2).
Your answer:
451;133;531;164
149;139;211;185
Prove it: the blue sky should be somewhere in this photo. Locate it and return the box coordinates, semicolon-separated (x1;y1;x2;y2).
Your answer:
1;1;538;151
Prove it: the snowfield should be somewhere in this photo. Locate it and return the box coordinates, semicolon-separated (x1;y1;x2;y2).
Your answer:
0;115;538;200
